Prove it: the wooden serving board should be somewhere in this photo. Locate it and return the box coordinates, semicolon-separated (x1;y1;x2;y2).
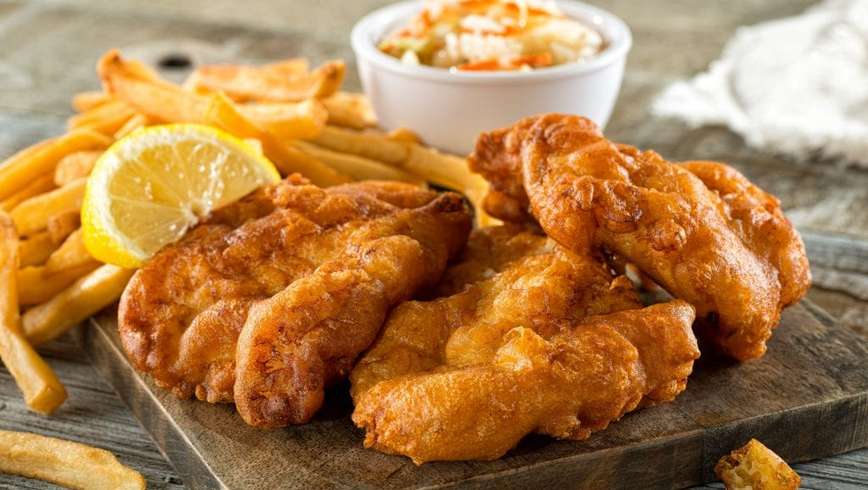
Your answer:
77;301;868;489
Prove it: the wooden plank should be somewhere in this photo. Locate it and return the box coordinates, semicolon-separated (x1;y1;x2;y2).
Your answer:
0;334;183;489
78;302;868;489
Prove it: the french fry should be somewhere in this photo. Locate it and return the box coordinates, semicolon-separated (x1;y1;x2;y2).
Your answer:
388;127;423;144
67;99;135;136
293;141;423;184
71;91;112;113
464;185;500;227
263;58;310;77
10;179;86;236
0;213;66;414
1;140;52;167
46;212;81;249
240;99;328;140
18;226;96;307
311;125;408;165
18;262;100;306
113;113;150;139
303;124;497;225
23;265;134;346
99;50;209;123
0;430;145;490
184;58;311;94
322;92;377;129
18;232;57;267
187;59;345;102
54;150;102;186
0;174;55;212
44;229;91;273
403;145;498;226
304;125;488;197
204;92;350;185
401;145;482;191
0;130;110;201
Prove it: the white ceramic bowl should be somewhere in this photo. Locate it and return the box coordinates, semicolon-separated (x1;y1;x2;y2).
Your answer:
351;0;632;155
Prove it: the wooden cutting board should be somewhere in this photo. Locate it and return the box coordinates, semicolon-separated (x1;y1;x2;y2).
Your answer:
78;301;868;489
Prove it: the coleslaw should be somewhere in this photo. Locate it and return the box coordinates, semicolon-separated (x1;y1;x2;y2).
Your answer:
379;0;605;71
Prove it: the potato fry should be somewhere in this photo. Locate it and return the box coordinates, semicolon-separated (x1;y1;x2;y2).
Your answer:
113;113;150;139
322;92;377;129
71;91;111;113
264;58;310;77
23;265;134;346
715;439;800;490
10;179;86;236
0;130;110;201
388;127;423;144
464;185;500;227
99;50;209;123
240;99;328;140
187;59;345;102
305;125;485;192
46;212;81;248
303;124;496;225
54;150;102;186
0;214;66;414
205;92;350;185
293;141;423;184
401;145;482;190
0;174;55;212
401;145;497;226
18;262;100;306
67;99;135;136
18;232;57;267
311;125;408;165
0;430;145;490
44;229;90;273
184;58;310;93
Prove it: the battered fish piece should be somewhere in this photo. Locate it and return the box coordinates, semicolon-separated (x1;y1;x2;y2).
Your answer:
118;175;471;427
351;226;699;463
469;114;810;360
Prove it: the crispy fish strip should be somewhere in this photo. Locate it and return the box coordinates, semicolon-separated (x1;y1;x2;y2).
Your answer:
119;178;471;426
469;114;809;360
352;226;698;463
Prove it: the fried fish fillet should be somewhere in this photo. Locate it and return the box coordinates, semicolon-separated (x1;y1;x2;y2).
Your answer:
469;114;810;360
351;226;699;463
118;176;471;427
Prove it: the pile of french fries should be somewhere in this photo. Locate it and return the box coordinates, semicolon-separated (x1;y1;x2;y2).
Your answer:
0;49;493;487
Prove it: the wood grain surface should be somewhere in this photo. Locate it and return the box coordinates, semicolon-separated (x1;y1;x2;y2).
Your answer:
0;0;866;488
79;302;868;489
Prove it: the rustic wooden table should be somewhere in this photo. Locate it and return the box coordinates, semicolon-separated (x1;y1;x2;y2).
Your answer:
0;0;865;488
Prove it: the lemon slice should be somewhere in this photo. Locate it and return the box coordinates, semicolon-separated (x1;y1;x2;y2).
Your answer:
82;124;280;268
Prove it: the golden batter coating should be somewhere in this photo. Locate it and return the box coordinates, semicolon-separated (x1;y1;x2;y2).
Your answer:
469;114;810;360
118;175;471;427
351;226;699;463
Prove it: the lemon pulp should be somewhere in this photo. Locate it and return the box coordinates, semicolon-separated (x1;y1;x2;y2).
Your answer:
82;124;280;267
